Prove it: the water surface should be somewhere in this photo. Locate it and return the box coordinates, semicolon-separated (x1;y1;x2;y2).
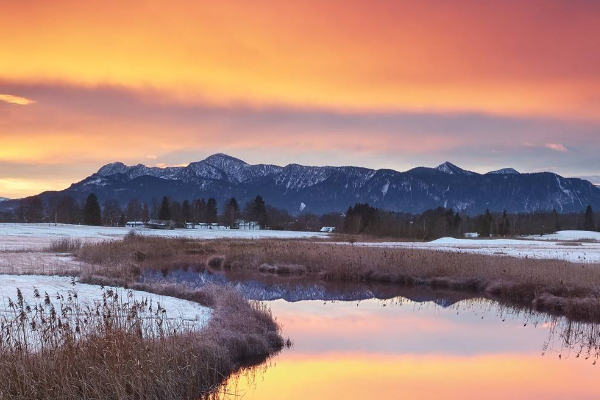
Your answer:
142;270;600;399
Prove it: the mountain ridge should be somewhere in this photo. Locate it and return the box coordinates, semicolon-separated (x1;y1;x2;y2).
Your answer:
3;154;600;215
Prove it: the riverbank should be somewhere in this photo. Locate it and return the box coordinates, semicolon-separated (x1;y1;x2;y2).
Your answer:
74;235;600;322
0;271;284;399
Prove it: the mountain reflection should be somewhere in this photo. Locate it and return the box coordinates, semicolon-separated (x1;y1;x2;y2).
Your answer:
142;269;600;399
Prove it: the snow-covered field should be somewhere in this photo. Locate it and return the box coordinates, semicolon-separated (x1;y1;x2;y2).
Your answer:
0;252;84;275
524;230;600;242
0;275;211;330
1;223;599;265
351;235;600;263
0;223;327;250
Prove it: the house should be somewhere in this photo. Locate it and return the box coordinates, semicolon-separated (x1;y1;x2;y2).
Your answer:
464;232;479;238
146;219;175;230
184;222;195;229
320;226;336;233
126;221;145;228
196;222;229;230
235;220;260;230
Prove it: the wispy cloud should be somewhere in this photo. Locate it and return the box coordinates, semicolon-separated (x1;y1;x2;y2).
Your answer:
0;94;35;105
544;143;568;152
523;142;569;153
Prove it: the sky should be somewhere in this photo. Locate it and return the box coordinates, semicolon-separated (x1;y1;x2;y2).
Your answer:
1;0;600;198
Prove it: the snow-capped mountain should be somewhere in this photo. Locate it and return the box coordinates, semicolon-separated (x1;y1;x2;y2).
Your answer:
5;154;600;215
435;162;476;176
487;168;520;175
0;197;9;203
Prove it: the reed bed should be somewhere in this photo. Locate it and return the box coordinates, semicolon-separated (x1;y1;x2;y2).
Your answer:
72;235;600;321
0;272;284;399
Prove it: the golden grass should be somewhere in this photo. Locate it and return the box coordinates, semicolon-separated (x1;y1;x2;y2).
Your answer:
73;235;600;321
1;238;285;399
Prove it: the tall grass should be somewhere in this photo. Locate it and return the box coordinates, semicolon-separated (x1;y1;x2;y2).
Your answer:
75;236;600;321
0;276;284;399
44;238;83;253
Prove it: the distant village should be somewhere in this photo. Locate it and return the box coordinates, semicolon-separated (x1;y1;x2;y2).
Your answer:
126;219;263;230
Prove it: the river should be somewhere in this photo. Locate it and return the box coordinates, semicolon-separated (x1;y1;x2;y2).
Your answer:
141;269;600;399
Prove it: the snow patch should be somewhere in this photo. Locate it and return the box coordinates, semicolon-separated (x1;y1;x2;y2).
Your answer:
0;275;212;330
381;182;390;196
344;233;600;263
0;223;329;250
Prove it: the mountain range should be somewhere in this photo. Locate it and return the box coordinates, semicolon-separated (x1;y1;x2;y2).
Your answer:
2;153;599;215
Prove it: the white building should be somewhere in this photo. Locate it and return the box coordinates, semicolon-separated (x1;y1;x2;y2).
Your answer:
196;222;229;230
126;221;145;228
320;226;336;233
236;220;260;230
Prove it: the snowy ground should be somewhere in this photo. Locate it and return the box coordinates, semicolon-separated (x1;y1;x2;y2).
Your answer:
0;252;84;275
523;230;600;242
1;223;599;266
0;275;212;331
0;223;328;250
350;235;600;263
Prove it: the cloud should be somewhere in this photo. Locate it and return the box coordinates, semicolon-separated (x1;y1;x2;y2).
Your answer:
524;142;569;153
0;81;599;197
0;94;35;105
1;0;600;119
544;143;568;152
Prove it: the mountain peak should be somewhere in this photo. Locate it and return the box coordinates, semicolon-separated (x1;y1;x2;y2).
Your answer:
487;168;520;175
97;162;130;176
435;162;475;176
203;153;248;167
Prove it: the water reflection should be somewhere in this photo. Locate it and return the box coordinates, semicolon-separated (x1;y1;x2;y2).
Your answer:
141;269;600;399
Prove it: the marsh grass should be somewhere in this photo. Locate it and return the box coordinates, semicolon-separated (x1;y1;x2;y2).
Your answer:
0;275;284;399
44;238;83;253
75;235;600;321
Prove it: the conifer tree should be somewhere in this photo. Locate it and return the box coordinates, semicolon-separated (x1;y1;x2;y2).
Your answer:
249;195;268;228
223;197;240;227
83;193;102;226
158;196;171;220
182;200;191;223
584;205;595;231
206;198;218;223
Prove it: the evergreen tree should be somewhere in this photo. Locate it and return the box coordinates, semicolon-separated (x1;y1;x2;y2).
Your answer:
222;197;240;227
498;210;511;237
478;209;493;237
193;199;206;223
158;196;171;220
552;209;561;232
343;203;378;234
453;212;462;236
142;202;150;222
206;198;218;223
182;200;191;223
584;205;595;231
83;193;102;226
248;195;268;228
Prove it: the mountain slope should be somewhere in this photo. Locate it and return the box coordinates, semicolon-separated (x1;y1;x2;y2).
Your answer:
3;154;600;215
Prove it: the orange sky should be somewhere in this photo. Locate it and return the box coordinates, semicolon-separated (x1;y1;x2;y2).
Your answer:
1;0;600;197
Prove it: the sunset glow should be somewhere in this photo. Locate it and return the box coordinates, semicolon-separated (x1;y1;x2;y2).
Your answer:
1;0;600;197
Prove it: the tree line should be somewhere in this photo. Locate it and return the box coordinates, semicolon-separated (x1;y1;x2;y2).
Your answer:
0;193;274;228
1;194;598;238
340;203;600;240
